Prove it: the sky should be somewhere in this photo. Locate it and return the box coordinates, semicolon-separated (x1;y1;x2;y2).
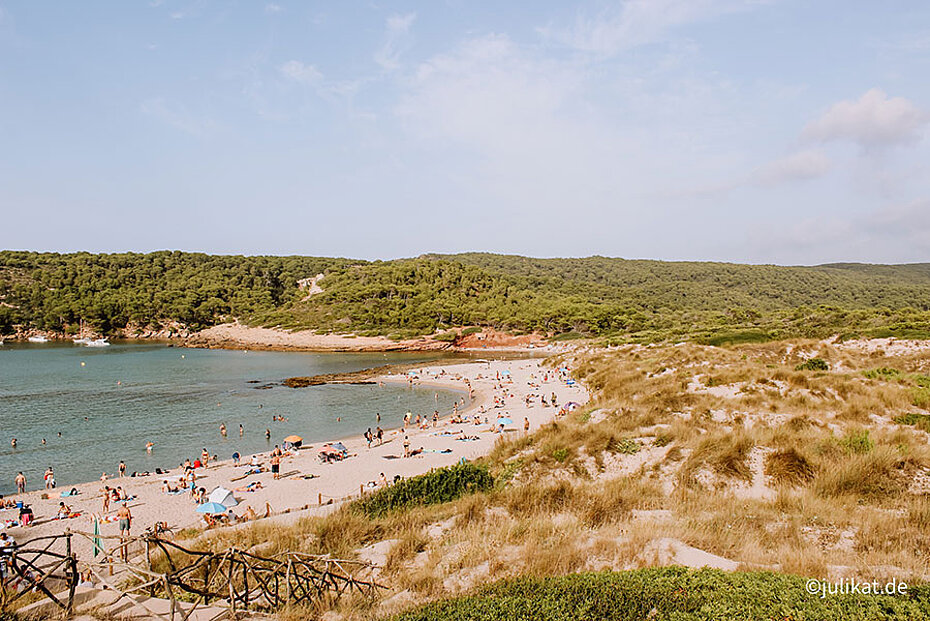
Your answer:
1;1;929;265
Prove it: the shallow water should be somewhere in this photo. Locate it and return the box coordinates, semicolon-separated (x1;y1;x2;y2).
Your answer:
0;342;470;495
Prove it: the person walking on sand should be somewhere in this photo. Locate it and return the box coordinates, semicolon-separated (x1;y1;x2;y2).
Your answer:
403;435;411;458
117;504;132;561
102;486;111;514
14;472;25;494
118;461;126;478
365;428;373;449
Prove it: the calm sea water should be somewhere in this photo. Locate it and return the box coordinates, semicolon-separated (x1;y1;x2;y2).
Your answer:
0;342;470;495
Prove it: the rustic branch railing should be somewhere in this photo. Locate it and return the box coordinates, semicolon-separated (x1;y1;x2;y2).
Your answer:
1;529;385;620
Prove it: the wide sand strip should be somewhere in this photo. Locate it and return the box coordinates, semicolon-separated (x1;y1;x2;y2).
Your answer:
3;359;588;560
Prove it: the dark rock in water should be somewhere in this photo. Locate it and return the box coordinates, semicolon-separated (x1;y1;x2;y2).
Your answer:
246;380;260;384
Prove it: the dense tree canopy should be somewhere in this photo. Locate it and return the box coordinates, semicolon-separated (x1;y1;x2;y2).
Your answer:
3;251;930;342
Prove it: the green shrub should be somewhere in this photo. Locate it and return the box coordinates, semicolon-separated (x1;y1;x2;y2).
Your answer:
841;429;874;455
609;438;641;455
460;326;482;336
796;358;829;371
863;367;901;380
894;412;930;433
351;463;492;518
392;568;930;620
434;331;458;342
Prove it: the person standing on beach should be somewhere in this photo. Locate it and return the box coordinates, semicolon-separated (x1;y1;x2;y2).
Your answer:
365;428;373;449
376;427;383;446
118;461;126;477
270;452;281;480
14;472;25;494
117;504;132;561
403;436;411;458
201;448;210;468
44;467;55;490
102;486;111;513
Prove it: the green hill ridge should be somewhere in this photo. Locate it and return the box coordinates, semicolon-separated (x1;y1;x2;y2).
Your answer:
2;250;930;343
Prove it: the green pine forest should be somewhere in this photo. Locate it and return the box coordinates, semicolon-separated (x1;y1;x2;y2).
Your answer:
2;250;930;344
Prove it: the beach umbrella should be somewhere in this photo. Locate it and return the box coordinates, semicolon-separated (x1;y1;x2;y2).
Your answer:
196;502;228;515
283;435;303;443
496;417;514;426
208;487;238;508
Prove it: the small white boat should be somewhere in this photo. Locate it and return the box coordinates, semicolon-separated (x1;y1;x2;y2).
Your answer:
28;335;49;343
84;338;110;347
73;337;91;345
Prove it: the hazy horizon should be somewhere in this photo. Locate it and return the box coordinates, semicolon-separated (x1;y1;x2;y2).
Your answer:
2;2;929;264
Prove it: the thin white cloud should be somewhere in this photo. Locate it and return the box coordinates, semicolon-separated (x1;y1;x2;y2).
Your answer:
140;98;216;137
752;149;831;185
265;4;282;14
279;60;322;84
545;0;775;56
374;12;416;71
802;88;928;149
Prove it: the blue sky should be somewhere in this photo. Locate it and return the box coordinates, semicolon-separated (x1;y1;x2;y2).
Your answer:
1;1;929;264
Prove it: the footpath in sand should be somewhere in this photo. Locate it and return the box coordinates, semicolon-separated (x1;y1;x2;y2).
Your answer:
3;359;588;560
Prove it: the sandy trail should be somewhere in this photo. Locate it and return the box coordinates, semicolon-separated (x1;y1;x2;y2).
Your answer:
2;359;588;560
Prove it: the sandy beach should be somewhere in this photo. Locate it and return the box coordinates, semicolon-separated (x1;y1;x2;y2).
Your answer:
1;358;587;560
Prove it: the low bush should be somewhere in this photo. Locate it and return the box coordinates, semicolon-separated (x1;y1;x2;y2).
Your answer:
796;358;829;372
863;367;902;380
392;568;930;620
894;412;930;433
351;463;493;518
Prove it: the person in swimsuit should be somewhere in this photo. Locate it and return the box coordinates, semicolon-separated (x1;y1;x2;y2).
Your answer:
117;504;132;561
14;472;25;494
118;461;126;477
270;453;281;480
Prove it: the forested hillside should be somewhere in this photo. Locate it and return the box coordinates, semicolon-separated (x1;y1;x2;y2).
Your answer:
2;250;930;343
0;251;354;334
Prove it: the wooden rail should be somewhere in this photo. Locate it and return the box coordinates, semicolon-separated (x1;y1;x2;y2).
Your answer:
1;529;385;620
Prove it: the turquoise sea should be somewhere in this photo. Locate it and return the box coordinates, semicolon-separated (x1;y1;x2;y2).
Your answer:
0;342;470;495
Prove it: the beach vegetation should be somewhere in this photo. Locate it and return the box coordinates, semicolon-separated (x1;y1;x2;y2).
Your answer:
390;568;930;620
352;463;494;518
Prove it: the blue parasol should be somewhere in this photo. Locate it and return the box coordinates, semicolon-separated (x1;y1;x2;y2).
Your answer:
196;502;228;515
